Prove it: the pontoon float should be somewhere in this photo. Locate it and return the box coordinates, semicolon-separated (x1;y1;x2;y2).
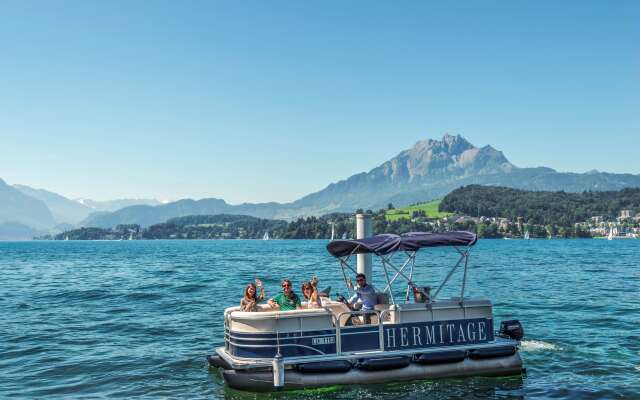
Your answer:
208;231;525;391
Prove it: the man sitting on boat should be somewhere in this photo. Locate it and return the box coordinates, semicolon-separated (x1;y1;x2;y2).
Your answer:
348;273;377;323
268;279;302;311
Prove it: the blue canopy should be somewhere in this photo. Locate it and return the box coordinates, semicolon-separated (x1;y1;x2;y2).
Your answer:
326;231;477;258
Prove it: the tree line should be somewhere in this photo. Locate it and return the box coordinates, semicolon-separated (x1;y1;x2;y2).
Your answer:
45;185;640;240
439;185;640;225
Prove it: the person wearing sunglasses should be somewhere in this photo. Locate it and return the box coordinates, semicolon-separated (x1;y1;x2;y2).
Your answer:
348;273;377;323
268;279;302;311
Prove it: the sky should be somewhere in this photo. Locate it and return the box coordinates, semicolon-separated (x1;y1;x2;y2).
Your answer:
1;1;638;203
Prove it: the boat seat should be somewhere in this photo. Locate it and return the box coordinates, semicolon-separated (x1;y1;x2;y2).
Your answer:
323;301;352;326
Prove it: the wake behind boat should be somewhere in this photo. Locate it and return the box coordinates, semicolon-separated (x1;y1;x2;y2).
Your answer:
208;220;525;391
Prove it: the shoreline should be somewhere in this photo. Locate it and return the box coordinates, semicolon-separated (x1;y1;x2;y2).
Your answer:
26;236;638;242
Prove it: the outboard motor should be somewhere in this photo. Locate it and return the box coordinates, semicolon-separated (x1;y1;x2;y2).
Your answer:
499;320;524;341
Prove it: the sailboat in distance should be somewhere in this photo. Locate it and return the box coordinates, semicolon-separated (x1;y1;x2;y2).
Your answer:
607;226;614;240
524;230;530;240
330;222;335;241
263;231;270;240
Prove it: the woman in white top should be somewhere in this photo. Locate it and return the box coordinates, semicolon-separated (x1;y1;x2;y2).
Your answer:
301;279;323;309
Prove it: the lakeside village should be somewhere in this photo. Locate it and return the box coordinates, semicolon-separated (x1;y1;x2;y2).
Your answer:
42;206;640;241
40;186;640;241
443;209;640;239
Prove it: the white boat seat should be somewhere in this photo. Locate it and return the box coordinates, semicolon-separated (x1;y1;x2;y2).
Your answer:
376;292;389;305
323;301;352;326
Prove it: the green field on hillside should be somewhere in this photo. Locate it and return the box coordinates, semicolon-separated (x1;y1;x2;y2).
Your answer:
385;200;451;221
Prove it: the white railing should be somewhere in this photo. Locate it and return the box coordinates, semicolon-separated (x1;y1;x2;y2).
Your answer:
332;309;392;355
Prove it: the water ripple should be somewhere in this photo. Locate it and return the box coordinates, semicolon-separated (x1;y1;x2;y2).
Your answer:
0;239;639;399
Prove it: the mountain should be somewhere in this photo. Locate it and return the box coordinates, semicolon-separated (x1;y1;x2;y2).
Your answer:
290;134;640;212
79;134;640;228
76;198;162;212
13;185;162;226
0;221;38;240
0;179;56;229
82;198;286;228
14;184;93;225
287;134;517;214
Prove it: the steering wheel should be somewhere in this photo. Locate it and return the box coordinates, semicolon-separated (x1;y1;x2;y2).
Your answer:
336;294;353;310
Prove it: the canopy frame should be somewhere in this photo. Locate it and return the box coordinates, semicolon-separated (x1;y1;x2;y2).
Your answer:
328;232;476;306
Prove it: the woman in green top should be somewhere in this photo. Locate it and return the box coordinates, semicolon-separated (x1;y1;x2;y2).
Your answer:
268;279;302;311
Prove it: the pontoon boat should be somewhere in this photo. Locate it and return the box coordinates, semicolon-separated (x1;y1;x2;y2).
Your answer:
208;231;525;391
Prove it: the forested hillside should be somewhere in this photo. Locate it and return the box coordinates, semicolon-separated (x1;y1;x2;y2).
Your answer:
440;185;640;225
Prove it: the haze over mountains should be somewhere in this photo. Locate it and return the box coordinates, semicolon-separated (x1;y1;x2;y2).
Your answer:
11;185;163;227
0;179;55;230
0;180;162;238
2;134;640;236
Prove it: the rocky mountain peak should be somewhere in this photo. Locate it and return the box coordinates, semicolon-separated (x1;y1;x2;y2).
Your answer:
409;134;473;159
379;134;513;181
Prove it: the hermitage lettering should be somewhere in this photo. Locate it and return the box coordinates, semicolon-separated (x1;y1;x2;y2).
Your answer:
384;318;493;350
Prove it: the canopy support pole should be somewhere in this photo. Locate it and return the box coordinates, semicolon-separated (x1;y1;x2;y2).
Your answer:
337;246;360;295
431;251;467;301
380;255;415;288
405;252;416;303
459;249;470;304
379;256;395;305
381;252;415;293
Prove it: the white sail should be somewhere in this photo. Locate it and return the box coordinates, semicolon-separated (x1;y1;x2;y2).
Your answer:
607;226;614;240
341;232;347;240
263;231;270;240
330;223;335;241
524;231;530;240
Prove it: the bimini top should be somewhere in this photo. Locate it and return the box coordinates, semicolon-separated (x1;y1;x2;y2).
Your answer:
326;231;477;258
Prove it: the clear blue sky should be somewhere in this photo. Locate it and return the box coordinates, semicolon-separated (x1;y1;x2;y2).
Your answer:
1;1;638;203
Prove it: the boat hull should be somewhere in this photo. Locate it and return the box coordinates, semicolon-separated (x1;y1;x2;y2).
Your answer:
221;352;523;391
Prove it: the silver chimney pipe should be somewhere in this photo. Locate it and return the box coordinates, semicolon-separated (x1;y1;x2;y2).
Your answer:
355;213;373;280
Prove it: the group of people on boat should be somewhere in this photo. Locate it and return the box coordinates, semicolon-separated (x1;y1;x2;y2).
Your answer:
240;277;321;312
240;273;377;312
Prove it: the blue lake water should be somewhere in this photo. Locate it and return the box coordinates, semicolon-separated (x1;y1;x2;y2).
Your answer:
1;239;639;399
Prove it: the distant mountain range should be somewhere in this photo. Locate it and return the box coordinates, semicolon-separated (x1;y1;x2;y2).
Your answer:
10;184;162;227
0;180;161;238
14;184;93;225
3;134;640;235
82;134;640;228
74;198;162;212
0;179;55;230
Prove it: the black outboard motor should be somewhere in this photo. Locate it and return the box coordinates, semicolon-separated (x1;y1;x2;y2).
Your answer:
499;320;524;341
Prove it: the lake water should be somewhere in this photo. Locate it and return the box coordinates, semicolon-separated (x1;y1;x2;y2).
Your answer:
1;239;639;399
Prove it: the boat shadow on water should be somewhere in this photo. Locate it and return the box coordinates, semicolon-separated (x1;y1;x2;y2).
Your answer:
218;375;526;399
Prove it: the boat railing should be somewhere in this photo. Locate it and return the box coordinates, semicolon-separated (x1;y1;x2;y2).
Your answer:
332;309;391;355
